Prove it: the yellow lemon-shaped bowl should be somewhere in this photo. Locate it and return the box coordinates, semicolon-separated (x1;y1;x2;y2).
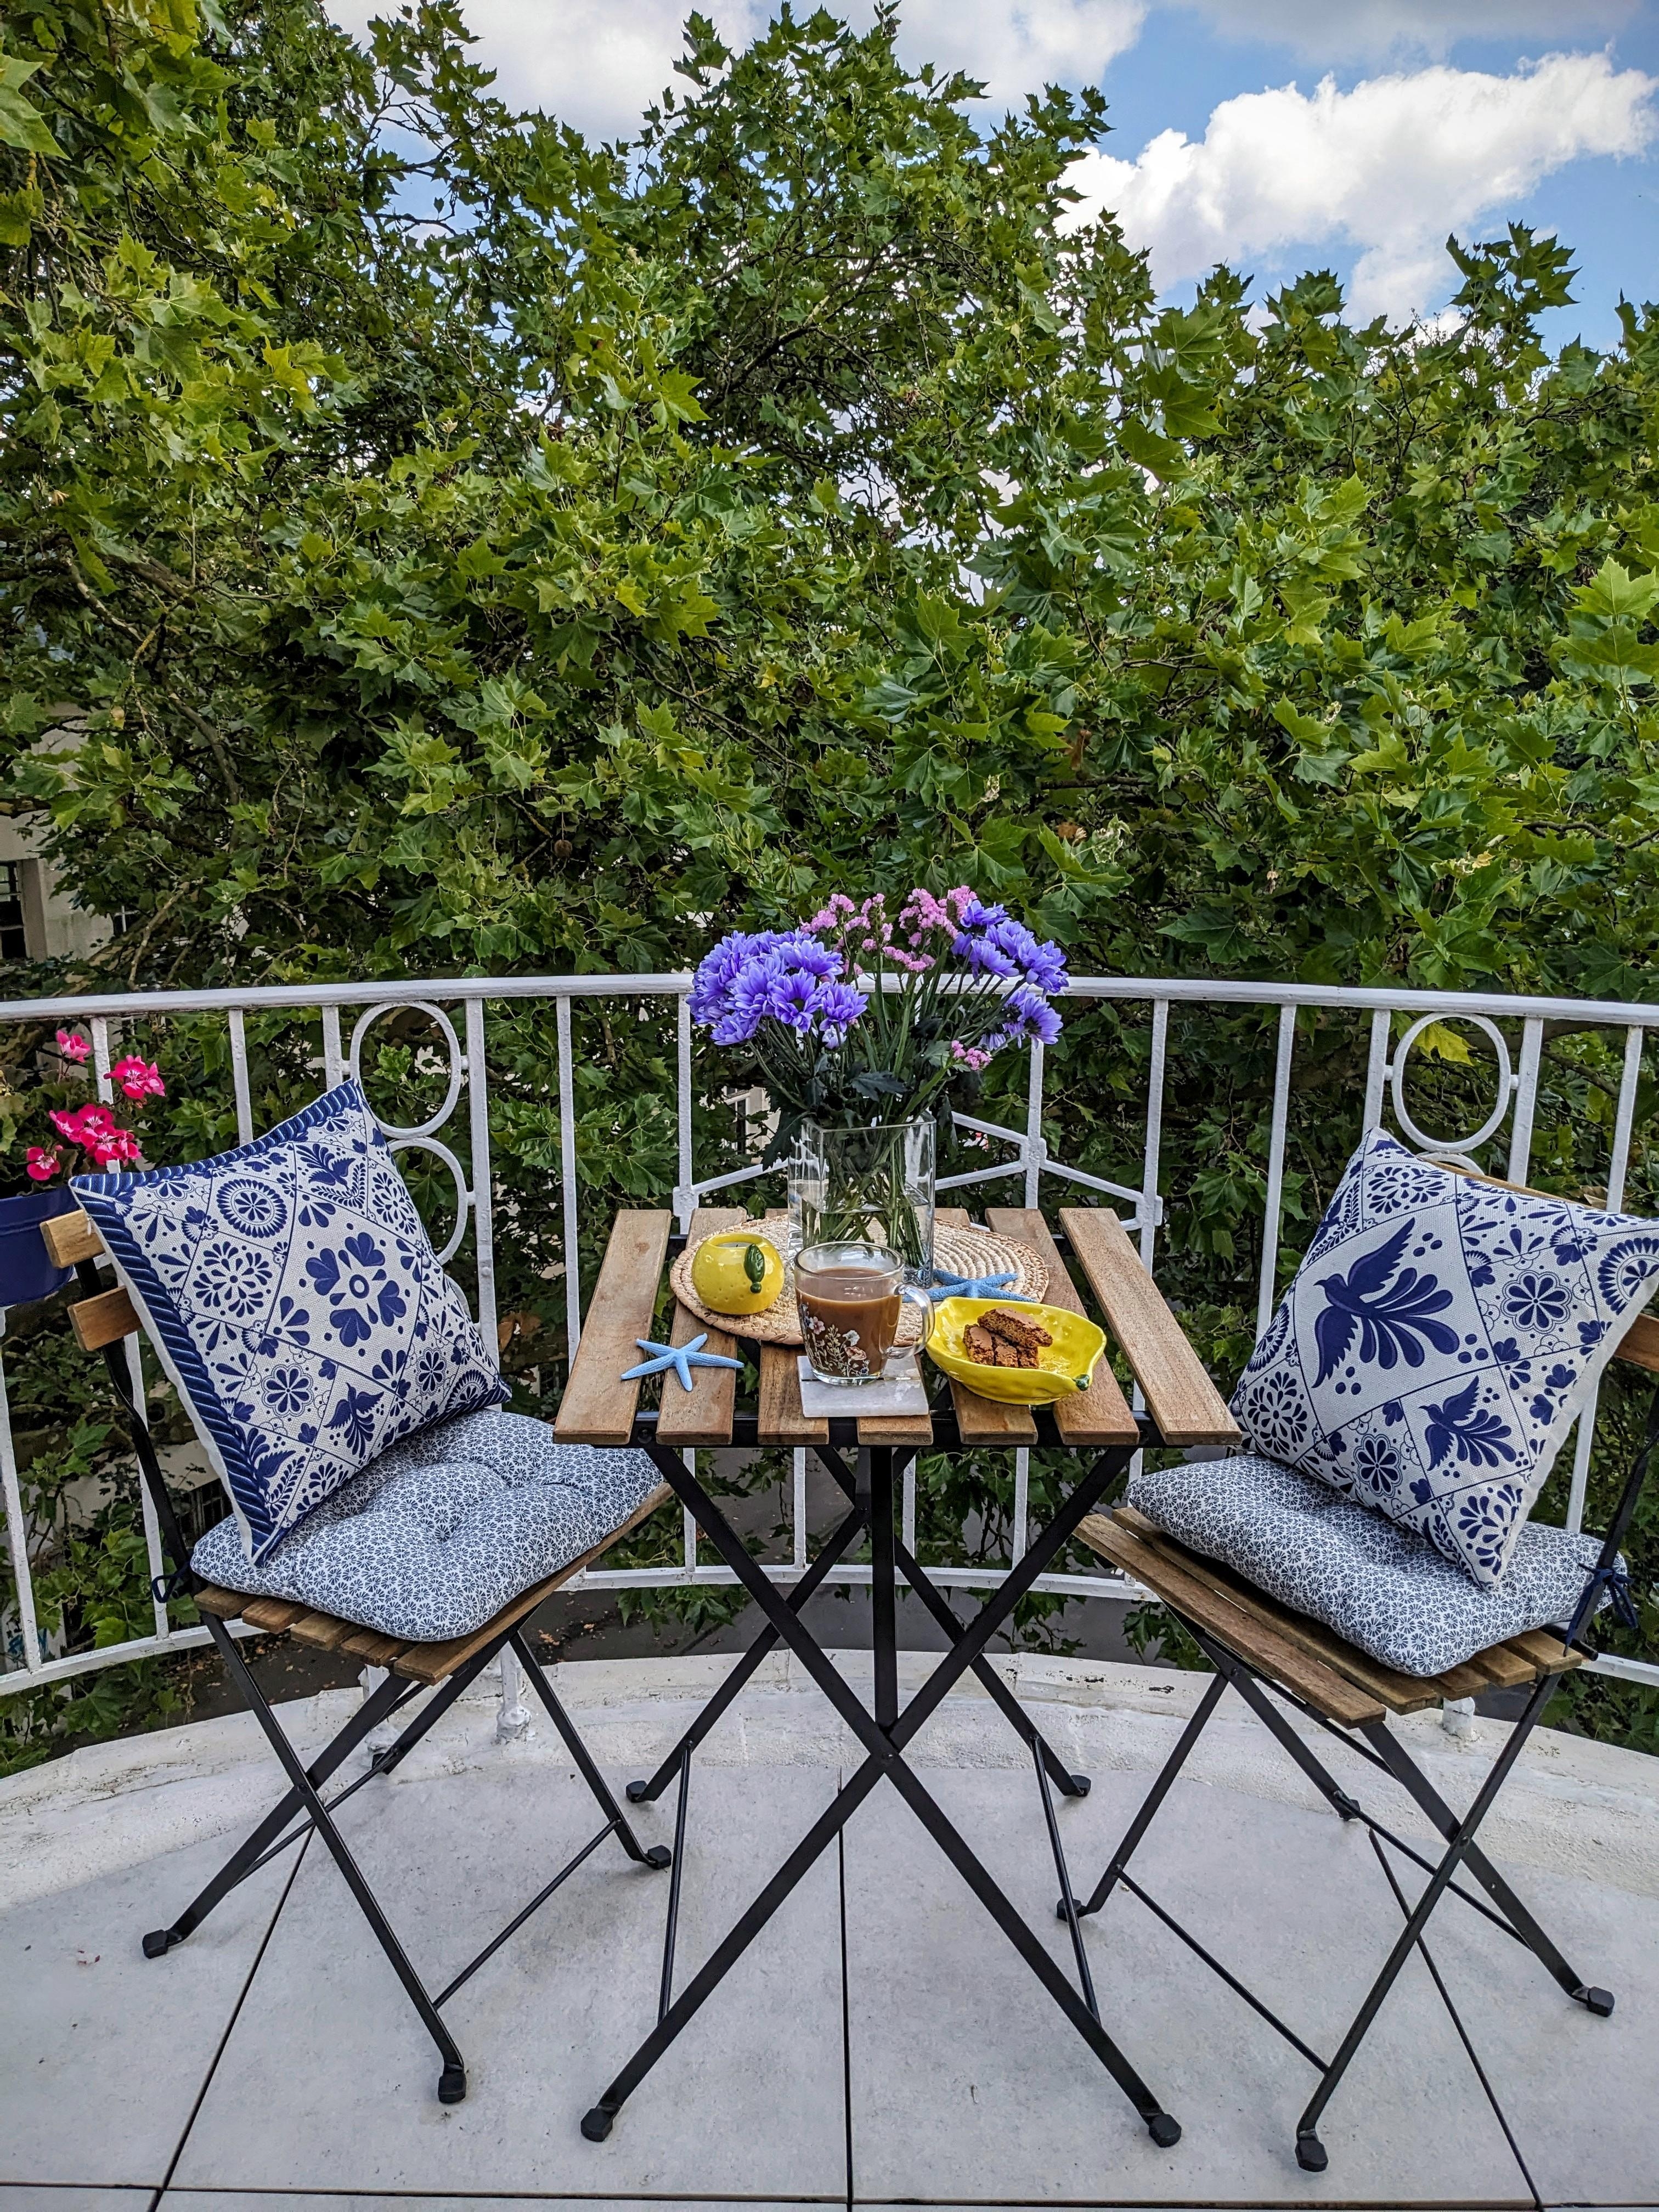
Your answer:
689;1229;785;1316
926;1297;1107;1404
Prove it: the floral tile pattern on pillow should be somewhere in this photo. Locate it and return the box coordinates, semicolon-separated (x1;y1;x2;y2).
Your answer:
1232;1127;1659;1586
75;1079;507;1563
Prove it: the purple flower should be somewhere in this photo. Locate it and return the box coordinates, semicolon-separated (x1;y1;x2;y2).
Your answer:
691;926;864;1047
768;967;823;1031
690;932;766;1025
713;956;783;1043
814;980;868;1041
949;899;1068;996
988;986;1064;1051
775;930;840;979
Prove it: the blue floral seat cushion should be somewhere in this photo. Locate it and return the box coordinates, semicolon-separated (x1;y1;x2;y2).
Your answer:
1128;1454;1608;1678
75;1080;507;1564
1232;1127;1659;1587
190;1407;663;1643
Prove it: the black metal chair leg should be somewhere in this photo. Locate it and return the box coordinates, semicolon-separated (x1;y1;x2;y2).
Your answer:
510;1628;670;1871
1293;1671;1560;2172
1204;1637;1365;1822
207;1615;469;2104
1361;1711;1607;2009
1074;1672;1227;1919
144;1668;414;1954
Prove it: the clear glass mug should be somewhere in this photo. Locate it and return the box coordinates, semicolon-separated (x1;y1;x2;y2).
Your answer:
795;1240;932;1386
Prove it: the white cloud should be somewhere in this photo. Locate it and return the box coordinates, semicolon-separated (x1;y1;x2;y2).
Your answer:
1182;1;1638;66
876;0;1145;102
325;0;1146;142
1065;51;1658;320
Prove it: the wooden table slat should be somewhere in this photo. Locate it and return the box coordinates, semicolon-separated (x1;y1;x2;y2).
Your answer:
985;1209;1139;1446
1058;1208;1239;1448
555;1210;674;1446
657;1206;748;1446
934;1207;1037;1445
757;1344;828;1444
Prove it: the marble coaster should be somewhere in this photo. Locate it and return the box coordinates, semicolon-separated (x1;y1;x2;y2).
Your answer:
797;1352;930;1418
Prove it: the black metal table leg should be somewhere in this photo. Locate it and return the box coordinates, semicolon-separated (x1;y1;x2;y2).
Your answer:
582;1434;1178;2148
625;1507;864;1804
812;1441;1091;1799
867;1445;900;1729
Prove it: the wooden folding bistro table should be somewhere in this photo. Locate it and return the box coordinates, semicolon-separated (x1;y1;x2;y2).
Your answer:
554;1202;1239;2147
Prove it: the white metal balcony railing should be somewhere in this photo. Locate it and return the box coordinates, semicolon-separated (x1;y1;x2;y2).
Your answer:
2;972;1656;1729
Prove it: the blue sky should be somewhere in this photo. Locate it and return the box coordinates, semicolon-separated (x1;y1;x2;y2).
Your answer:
328;1;1659;351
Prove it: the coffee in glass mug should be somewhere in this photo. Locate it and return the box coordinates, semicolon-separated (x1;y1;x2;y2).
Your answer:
795;1241;927;1385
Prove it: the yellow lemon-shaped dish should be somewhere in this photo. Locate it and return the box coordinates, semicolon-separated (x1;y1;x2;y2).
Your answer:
689;1229;785;1316
926;1297;1107;1404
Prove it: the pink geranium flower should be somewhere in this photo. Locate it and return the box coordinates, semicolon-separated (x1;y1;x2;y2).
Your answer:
26;1146;61;1181
55;1030;90;1063
110;1055;165;1101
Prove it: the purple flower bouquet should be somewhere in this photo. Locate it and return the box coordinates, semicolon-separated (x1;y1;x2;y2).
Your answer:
688;887;1068;1150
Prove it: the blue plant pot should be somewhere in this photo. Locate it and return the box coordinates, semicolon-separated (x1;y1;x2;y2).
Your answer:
0;1184;79;1310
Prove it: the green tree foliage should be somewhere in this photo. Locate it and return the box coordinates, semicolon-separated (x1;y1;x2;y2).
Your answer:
2;0;1657;1760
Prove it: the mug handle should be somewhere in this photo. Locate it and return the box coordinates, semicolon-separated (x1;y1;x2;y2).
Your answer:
896;1279;935;1357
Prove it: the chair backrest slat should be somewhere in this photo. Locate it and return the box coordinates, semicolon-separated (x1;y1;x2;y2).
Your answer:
71;1282;141;1353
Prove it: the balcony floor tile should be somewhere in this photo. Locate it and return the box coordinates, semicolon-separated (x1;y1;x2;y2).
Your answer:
840;1764;1537;2206
0;1826;296;2191
166;1758;847;2202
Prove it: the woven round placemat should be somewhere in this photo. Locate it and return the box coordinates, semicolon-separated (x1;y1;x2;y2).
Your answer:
669;1221;1049;1346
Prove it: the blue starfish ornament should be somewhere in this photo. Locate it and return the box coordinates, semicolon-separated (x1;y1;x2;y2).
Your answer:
620;1333;745;1393
927;1268;1035;1304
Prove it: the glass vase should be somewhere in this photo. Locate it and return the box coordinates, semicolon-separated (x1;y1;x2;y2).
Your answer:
791;1118;936;1289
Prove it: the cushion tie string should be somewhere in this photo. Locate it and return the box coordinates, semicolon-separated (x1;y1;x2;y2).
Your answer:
150;1566;195;1606
1582;1557;1641;1635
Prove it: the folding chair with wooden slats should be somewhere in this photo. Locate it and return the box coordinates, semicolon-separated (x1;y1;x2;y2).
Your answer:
46;1207;674;2107
1069;1207;1659;2176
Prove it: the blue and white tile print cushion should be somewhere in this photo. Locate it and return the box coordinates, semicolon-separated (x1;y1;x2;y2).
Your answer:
74;1079;507;1564
191;1407;662;1642
1232;1126;1659;1587
1129;1454;1610;1677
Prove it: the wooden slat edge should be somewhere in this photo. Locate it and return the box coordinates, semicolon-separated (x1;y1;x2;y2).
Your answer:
70;1283;140;1353
288;1610;358;1652
554;1209;675;1446
1059;1209;1239;1448
43;1207;103;1268
1079;1512;1384;1726
393;1479;674;1684
238;1596;309;1632
1505;1629;1583;1674
933;1209;1038;1443
1615;1310;1659;1374
193;1584;249;1620
757;1343;828;1444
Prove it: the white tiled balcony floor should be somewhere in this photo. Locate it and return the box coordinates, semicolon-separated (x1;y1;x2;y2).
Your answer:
3;1652;1658;2211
